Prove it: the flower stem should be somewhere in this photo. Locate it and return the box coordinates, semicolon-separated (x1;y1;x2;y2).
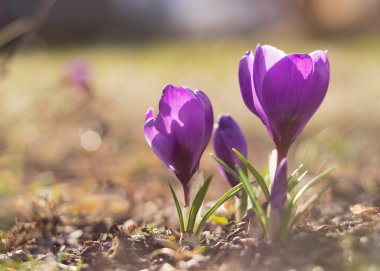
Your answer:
180;231;200;247
183;184;190;207
276;147;288;167
271;145;288;217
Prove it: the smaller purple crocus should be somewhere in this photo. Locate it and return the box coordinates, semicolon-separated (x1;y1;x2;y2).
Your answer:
213;115;248;187
144;84;214;207
239;44;330;164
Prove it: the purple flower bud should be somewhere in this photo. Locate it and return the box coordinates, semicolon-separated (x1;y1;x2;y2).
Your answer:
144;84;214;206
239;45;330;163
213;115;247;187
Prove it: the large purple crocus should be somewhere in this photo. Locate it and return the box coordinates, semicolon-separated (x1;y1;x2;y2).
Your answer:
239;44;330;164
144;84;214;207
213;115;248;187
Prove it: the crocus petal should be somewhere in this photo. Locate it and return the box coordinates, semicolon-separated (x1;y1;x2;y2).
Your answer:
261;54;314;152
239;51;270;127
174;97;206;173
144;114;178;176
289;50;330;140
270;158;287;216
310;50;330;103
144;116;158;146
239;46;287;135
304;50;330;117
195;90;214;152
154;85;196;135
213;115;247;187
150;132;176;173
239;51;257;114
253;44;286;104
145;108;154;121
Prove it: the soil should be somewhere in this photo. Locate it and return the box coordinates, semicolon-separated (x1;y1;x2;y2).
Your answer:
1;177;379;271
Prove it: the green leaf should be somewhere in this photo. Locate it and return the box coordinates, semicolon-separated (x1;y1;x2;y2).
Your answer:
169;182;185;232
239;189;248;218
288;164;306;193
186;176;212;232
292;166;336;204
287;180;337;232
211;154;241;182
237;166;269;239
195;182;244;235
279;200;297;239
280;168;337;239
232;148;270;200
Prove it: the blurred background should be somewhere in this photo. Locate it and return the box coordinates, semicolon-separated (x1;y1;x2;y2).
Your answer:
0;0;380;230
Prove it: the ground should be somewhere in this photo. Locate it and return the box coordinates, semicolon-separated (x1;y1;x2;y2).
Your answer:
0;36;379;270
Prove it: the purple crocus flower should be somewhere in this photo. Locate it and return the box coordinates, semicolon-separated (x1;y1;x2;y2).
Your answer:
144;84;214;207
213;115;248;187
67;60;89;87
65;59;93;98
239;44;330;164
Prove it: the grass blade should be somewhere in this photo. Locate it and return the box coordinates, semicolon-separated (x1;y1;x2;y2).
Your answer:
237;166;268;239
287;180;337;232
292;166;336;204
280;166;336;238
288;164;306;193
195;182;244;235
169;182;185;232
232;148;270;200
239;189;248;218
186;176;212;232
211;154;241;182
279;198;297;239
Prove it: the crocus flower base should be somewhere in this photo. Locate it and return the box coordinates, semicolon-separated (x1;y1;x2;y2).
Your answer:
169;174;245;244
215;148;336;240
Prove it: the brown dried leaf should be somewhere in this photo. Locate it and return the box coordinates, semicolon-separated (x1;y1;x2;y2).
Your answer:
350;204;379;220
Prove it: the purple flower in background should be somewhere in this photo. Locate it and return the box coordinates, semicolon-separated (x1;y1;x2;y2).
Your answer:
65;59;93;98
144;85;214;207
239;44;330;164
67;60;89;87
213;115;247;187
